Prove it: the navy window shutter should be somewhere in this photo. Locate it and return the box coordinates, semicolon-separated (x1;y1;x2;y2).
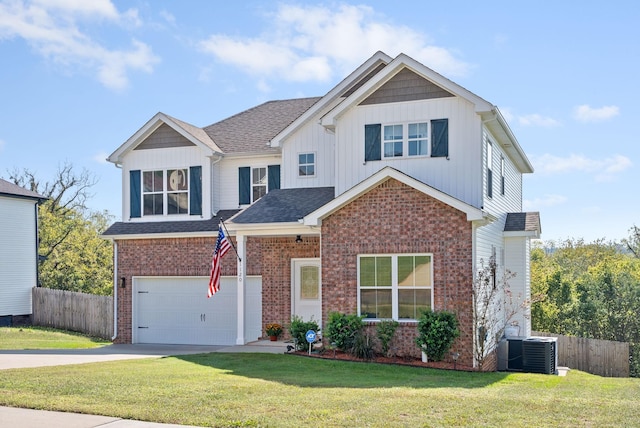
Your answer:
364;124;381;161
189;166;202;215
431;119;448;158
238;167;250;205
268;164;281;191
129;170;141;218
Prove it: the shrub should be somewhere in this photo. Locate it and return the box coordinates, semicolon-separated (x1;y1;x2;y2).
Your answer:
350;331;375;361
376;319;399;357
324;312;364;351
289;315;320;351
415;310;460;361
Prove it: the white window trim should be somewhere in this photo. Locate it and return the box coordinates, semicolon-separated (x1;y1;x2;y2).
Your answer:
357;253;434;322
142;168;190;217
381;122;430;159
297;151;316;178
251;166;267;203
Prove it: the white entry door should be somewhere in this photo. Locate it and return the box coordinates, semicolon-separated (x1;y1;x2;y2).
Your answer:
291;259;322;326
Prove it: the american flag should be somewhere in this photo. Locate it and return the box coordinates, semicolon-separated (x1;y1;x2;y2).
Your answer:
208;225;232;298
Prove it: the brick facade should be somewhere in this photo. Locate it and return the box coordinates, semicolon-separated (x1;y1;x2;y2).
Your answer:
114;236;261;343
320;178;476;367
114;178;480;369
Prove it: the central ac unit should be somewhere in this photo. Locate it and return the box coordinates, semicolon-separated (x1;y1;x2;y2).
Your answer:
522;337;558;374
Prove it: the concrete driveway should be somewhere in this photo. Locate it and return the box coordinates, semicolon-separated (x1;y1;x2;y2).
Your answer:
0;341;288;370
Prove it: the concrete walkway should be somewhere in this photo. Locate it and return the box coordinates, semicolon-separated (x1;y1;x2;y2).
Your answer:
0;340;289;427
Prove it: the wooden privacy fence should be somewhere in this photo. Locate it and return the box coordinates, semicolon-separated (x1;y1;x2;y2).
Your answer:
532;331;629;377
32;287;113;340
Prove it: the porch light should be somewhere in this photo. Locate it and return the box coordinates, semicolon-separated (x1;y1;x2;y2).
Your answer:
120;277;126;288
295;235;302;243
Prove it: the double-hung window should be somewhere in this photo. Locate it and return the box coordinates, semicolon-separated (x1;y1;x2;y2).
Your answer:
252;167;267;202
142;169;189;216
358;254;433;320
487;141;493;198
365;119;448;161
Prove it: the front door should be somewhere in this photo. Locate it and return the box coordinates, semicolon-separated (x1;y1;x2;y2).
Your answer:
292;259;322;327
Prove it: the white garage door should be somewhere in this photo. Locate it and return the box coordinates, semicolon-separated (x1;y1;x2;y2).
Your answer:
133;276;262;346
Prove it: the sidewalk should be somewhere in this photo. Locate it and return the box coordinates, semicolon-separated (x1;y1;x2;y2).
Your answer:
0;340;289;427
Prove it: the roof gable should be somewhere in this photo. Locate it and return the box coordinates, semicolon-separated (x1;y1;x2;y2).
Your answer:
134;123;196;150
359;67;454;105
304;167;484;226
108;112;221;164
269;51;393;148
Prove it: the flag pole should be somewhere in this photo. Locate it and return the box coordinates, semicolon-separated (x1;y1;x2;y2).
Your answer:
220;219;241;262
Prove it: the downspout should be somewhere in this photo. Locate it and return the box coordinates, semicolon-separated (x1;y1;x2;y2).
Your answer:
111;240;118;341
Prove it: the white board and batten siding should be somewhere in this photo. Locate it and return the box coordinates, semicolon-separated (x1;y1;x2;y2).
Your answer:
214;155;281;212
334;97;483;208
280;120;335;190
0;196;37;316
121;145;212;221
132;276;262;346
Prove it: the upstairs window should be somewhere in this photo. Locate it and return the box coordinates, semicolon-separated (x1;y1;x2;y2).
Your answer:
130;167;201;219
298;153;315;177
487;141;493;198
238;165;280;205
500;156;505;195
365;119;448;161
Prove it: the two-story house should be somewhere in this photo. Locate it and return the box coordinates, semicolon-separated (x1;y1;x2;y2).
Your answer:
103;52;540;370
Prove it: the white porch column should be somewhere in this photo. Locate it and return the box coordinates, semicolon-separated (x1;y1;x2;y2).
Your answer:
236;233;247;345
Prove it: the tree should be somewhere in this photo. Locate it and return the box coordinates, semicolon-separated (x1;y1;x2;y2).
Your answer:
623;225;640;258
6;163;114;295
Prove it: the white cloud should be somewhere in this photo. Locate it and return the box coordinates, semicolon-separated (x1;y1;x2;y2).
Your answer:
523;194;567;211
573;104;620;123
532;153;632;182
518;113;561;128
0;0;158;90
199;3;471;87
159;10;175;26
92;150;109;165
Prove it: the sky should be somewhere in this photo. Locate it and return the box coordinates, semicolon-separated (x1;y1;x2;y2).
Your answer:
0;0;638;243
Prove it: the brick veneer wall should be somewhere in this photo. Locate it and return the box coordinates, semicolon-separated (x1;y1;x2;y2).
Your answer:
260;237;320;338
321;178;476;367
114;236;261;343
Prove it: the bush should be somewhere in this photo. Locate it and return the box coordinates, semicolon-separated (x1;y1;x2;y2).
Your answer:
350;331;375;361
376;319;399;357
415;310;460;361
289;315;320;351
324;312;365;351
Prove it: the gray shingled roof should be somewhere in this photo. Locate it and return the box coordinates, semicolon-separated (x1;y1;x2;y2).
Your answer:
232;187;335;224
203;97;321;154
102;210;240;236
504;212;541;233
0;179;45;200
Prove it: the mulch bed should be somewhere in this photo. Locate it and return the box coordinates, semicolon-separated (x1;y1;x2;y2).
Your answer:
289;349;476;372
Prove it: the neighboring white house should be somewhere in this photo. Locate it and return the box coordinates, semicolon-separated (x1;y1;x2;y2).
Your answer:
0;179;45;326
103;52;540;369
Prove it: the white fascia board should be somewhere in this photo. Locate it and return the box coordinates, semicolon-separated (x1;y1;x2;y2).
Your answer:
304;167;484;226
108;113;218;164
321;54;494;128
226;222;320;237
504;230;540;239
100;231;222;241
270;51;393;147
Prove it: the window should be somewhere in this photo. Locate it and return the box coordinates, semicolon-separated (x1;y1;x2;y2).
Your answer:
500;156;505;195
298;153;315;177
143;170;164;215
359;254;432;320
408;123;428;156
238;165;280;205
487;141;493;198
142;169;189;216
252;167;266;202
365;119;448;161
383;124;403;157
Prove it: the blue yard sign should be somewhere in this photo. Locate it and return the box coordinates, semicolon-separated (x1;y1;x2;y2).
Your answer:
305;330;316;355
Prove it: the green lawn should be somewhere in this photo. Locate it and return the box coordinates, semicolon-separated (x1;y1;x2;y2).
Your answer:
0;327;110;349
1;353;639;427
